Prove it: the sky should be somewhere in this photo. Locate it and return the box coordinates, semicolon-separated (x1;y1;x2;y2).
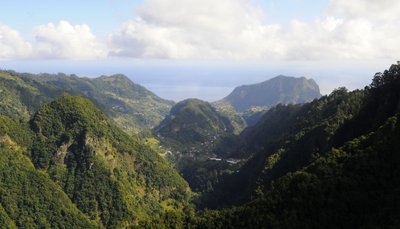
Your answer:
0;0;399;101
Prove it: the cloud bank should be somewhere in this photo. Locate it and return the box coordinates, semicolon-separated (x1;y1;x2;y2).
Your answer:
109;0;400;60
108;0;283;60
0;0;399;61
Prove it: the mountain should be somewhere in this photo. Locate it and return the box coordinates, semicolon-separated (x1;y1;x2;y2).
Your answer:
196;113;400;228
2;64;400;228
193;63;400;228
204;87;366;207
30;96;191;227
0;70;173;132
155;99;234;148
216;75;321;112
34;73;174;132
0;96;192;228
0;71;67;122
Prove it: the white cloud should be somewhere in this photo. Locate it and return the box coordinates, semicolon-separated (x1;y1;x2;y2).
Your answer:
329;0;400;21
285;0;400;60
108;0;284;60
109;0;400;61
33;21;106;59
0;23;32;59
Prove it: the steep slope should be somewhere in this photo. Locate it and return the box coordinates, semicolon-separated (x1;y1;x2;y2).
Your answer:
30;96;191;227
203;63;400;209
0;70;173;132
0;115;96;228
155;99;234;147
191;63;400;228
212;103;247;134
195;113;400;228
203;88;366;207
216;75;321;112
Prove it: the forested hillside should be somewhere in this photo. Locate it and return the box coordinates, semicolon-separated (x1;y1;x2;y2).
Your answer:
0;96;192;228
0;71;173;133
192;63;400;228
1;63;400;228
154;99;241;193
155;99;234;148
0;115;96;228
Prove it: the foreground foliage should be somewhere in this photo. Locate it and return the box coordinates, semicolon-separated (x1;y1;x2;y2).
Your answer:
0;96;192;228
0;116;96;228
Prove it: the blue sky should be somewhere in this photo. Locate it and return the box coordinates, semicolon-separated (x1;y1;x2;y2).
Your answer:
1;0;142;38
2;0;327;36
0;0;399;101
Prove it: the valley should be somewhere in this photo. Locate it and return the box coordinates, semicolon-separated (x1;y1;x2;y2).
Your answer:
1;63;400;228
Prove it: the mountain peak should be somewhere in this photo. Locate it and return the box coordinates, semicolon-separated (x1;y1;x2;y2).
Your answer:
218;75;321;112
170;98;210;114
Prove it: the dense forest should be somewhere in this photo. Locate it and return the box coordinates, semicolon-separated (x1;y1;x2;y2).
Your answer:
0;96;191;228
0;63;399;228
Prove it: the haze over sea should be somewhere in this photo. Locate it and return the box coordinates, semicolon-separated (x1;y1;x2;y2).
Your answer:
1;59;392;102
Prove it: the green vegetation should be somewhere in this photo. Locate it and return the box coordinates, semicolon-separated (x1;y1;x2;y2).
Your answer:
193;63;400;227
212;102;247;134
35;73;174;132
0;71;67;122
194;112;400;228
0;95;191;228
154;99;243;193
1;64;400;228
0;115;96;228
30;96;191;227
155;99;234;147
177;159;242;193
0;70;173;133
0;115;34;147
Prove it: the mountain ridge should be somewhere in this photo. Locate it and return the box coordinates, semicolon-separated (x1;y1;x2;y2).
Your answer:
0;70;174;132
202;65;400;217
1;64;400;228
